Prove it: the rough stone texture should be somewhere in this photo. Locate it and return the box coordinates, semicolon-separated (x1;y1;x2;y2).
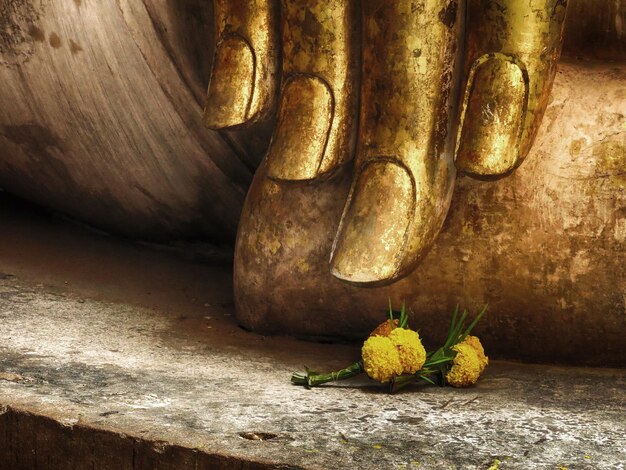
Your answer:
0;195;625;469
0;0;268;241
234;61;626;366
562;0;626;61
0;0;47;67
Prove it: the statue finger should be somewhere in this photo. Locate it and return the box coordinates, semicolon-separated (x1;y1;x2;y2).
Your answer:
455;0;568;178
265;1;360;181
204;0;280;129
330;0;462;285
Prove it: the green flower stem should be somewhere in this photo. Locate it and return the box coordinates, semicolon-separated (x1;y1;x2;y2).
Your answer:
292;361;364;387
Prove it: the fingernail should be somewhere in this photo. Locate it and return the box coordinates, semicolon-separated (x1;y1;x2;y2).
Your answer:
456;55;528;177
266;76;333;181
331;160;413;284
204;36;255;129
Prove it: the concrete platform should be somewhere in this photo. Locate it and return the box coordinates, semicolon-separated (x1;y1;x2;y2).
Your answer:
0;194;625;469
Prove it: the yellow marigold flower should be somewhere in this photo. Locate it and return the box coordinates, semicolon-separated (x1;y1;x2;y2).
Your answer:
362;336;403;383
462;335;488;373
388;328;426;374
446;343;482;388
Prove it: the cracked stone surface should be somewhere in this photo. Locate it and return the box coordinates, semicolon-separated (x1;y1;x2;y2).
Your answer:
0;195;625;469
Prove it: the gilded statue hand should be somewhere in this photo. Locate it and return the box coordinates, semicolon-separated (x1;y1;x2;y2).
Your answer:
204;0;568;286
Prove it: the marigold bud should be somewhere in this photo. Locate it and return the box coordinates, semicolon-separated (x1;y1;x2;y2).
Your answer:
369;319;399;337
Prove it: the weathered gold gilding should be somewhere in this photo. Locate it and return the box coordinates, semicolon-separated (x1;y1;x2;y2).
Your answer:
456;0;568;177
204;0;280;129
331;0;462;284
266;0;360;181
205;0;569;285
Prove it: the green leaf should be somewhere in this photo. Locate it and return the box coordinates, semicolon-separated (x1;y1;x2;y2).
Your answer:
399;300;409;329
425;356;455;367
450;304;459;332
418;374;437;386
460;304;488;341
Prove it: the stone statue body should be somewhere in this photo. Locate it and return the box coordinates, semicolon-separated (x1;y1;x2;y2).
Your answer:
0;0;623;364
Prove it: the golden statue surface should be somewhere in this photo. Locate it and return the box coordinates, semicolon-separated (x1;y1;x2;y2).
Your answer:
205;0;569;285
204;1;625;364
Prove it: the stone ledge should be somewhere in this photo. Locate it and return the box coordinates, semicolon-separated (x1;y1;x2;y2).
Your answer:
0;195;624;469
0;275;624;470
0;405;297;470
